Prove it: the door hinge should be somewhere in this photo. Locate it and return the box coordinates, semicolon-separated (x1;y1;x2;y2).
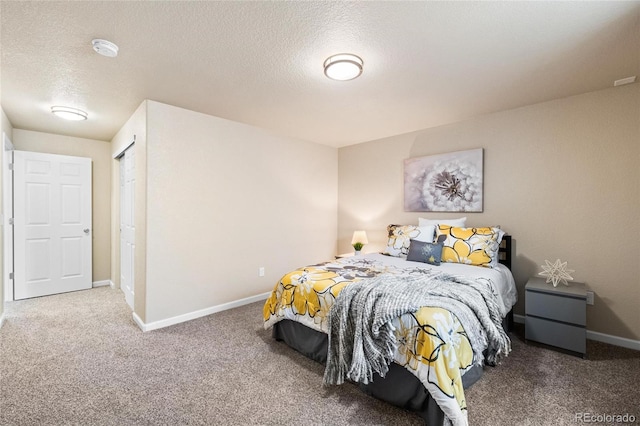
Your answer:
8;163;13;170
9;272;13;280
8;217;14;225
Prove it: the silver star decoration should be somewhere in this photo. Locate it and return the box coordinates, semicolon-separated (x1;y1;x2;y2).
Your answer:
538;259;574;287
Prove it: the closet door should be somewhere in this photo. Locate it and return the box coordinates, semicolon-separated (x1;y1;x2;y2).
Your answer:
120;145;135;309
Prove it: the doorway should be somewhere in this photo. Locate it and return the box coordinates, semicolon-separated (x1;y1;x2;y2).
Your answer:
3;133;14;301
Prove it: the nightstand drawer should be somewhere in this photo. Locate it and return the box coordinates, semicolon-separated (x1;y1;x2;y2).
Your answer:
525;316;586;354
525;289;586;326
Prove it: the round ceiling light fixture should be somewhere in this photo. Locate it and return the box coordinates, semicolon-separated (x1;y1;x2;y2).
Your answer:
92;38;119;57
323;53;363;81
51;106;88;121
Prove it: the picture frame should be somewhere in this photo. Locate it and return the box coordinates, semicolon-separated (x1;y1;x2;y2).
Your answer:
404;148;483;212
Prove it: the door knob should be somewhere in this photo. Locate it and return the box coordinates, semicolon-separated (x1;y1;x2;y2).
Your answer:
84;228;90;234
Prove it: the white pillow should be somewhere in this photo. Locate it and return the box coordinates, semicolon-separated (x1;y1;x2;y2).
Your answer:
418;217;467;227
413;225;436;243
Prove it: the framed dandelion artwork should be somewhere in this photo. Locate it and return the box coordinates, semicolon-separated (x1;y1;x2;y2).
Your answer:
404;148;483;212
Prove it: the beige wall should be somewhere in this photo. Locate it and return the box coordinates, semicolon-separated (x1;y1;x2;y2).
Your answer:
110;101;147;321
143;101;337;323
2;109;13;142
12;129;112;284
338;84;640;340
0;108;14;322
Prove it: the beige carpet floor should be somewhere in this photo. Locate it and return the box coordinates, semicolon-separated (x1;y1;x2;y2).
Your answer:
0;286;638;425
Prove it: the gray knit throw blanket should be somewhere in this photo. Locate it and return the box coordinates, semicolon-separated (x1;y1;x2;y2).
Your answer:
323;272;511;386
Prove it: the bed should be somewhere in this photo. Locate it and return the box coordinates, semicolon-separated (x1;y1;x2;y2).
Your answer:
263;223;517;426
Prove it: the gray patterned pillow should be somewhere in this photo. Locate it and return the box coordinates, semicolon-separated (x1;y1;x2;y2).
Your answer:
406;239;443;265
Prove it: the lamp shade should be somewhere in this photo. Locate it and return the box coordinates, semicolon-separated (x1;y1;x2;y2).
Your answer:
351;230;368;245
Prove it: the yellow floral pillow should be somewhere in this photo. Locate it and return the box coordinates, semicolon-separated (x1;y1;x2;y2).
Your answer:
435;225;504;268
383;224;436;257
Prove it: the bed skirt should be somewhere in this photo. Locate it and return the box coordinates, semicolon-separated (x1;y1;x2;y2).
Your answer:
272;319;484;425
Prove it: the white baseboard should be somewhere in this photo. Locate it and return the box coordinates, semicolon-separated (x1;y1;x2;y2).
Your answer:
132;312;146;331
132;291;272;332
92;280;111;288
514;314;640;351
109;280;116;289
0;313;5;329
585;330;640;351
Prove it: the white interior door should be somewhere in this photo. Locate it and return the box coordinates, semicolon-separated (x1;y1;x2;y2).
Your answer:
13;151;92;300
120;145;135;309
3;133;14;301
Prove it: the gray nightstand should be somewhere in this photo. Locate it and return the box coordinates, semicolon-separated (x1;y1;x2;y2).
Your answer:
525;276;587;358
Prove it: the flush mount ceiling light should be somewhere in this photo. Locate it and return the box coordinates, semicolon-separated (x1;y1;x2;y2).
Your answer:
51;106;88;121
323;53;363;81
92;38;119;57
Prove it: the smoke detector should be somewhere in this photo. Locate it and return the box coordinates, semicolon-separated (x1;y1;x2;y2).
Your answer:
92;39;119;58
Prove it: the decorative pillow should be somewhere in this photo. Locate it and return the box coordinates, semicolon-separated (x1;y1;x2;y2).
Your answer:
435;225;504;268
413;225;436;243
383;225;436;257
407;240;443;265
418;217;467;228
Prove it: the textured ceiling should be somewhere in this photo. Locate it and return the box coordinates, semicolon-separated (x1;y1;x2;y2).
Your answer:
1;1;639;147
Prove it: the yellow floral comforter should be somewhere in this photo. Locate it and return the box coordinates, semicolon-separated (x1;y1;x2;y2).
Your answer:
263;255;490;426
